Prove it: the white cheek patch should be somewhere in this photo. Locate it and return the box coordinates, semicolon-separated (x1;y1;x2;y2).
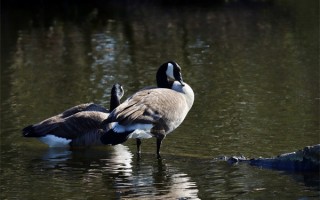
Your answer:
166;63;175;79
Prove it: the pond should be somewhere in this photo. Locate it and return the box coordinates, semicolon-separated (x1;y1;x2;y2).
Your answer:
1;0;319;199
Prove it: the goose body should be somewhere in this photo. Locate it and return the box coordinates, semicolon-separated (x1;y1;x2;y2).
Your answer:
22;83;124;147
100;61;194;158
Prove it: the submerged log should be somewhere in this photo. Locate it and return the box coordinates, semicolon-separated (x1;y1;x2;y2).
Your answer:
220;144;320;172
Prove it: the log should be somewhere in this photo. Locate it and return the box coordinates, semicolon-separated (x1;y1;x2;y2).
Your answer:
219;144;320;172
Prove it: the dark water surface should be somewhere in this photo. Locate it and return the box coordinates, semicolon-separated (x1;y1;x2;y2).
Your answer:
1;1;319;199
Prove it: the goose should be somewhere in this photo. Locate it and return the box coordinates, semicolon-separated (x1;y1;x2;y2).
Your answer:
100;61;194;158
22;83;124;147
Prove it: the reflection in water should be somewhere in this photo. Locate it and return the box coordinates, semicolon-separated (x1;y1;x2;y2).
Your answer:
27;145;199;199
41;148;72;162
107;145;133;176
90;20;132;101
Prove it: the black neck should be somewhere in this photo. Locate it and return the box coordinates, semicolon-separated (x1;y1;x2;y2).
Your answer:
156;64;170;88
110;95;120;111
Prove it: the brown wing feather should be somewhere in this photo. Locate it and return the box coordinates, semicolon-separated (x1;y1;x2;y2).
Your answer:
70;129;104;146
61;103;108;118
109;88;186;127
49;111;109;139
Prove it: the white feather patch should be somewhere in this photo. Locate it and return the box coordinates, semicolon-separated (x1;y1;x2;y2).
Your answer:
128;129;153;139
38;135;71;147
166;63;175;79
112;122;153;133
111;122;153;139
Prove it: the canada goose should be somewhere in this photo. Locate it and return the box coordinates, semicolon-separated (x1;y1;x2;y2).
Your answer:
100;61;194;158
22;83;124;147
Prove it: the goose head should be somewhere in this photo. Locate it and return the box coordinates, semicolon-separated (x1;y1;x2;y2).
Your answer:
156;61;185;88
111;83;124;99
110;83;124;111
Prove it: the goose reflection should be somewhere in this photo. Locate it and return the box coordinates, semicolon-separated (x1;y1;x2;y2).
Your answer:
36;145;132;175
41;148;73;162
138;159;198;200
30;146;199;199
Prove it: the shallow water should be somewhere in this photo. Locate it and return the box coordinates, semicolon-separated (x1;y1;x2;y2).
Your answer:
1;0;319;199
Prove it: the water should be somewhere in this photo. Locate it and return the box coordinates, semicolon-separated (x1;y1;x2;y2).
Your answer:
1;0;319;199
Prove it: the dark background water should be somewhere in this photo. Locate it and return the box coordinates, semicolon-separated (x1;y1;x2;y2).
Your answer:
1;0;319;199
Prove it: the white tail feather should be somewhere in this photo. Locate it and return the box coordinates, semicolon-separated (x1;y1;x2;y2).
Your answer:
38;135;71;147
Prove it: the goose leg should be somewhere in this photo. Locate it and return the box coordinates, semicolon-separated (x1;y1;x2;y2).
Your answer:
156;135;165;159
136;138;142;154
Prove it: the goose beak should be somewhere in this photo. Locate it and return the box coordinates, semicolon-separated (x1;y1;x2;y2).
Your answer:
177;73;185;86
179;79;185;86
